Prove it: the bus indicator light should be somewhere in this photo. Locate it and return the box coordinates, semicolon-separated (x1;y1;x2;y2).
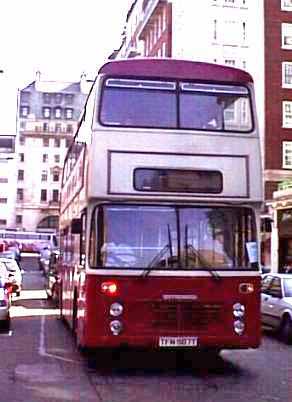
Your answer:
239;283;254;294
101;281;118;296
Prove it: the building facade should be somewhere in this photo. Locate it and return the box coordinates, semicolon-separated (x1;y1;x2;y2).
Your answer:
16;73;91;231
265;0;292;272
0;136;17;229
117;0;265;186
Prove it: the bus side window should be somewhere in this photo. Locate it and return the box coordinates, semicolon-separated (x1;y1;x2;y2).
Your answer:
80;211;87;266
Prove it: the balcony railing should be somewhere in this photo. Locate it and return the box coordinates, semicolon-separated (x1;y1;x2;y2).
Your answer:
278;180;292;190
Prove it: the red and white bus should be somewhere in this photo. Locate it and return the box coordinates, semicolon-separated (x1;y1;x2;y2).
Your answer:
59;59;263;353
0;229;58;254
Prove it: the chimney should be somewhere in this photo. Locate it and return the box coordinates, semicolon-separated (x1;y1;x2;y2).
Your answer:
36;70;41;81
80;71;88;94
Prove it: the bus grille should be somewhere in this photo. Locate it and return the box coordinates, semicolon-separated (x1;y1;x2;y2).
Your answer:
150;301;223;331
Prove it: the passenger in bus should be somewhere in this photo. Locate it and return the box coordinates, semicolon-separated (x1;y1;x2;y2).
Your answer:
101;242;137;267
100;222;137;268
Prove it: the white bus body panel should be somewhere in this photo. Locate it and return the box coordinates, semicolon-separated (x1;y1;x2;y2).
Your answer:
87;128;262;203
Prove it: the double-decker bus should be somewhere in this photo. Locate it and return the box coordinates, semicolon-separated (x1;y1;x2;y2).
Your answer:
59;59;263;353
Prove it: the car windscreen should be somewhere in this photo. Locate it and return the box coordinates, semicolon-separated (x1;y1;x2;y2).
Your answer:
284;278;292;297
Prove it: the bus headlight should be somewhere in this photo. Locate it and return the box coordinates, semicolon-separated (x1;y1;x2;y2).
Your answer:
110;303;123;317
110;320;123;335
233;303;245;318
234;320;245;335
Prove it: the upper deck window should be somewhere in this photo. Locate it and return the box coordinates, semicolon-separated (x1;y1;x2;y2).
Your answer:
180;83;252;131
100;79;177;128
99;78;253;132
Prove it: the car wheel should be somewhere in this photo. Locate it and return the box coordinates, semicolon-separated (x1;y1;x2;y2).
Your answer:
281;315;292;344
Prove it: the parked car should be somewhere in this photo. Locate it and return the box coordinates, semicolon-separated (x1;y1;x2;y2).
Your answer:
261;273;292;343
0;248;20;262
0;277;11;331
0;257;23;296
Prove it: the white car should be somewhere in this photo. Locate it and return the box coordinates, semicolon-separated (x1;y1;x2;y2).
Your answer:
0;258;23;296
261;273;292;343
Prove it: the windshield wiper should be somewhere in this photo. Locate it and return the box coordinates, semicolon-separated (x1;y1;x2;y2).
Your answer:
142;225;175;277
186;243;221;282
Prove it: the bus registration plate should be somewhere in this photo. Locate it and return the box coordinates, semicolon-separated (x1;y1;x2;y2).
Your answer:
159;336;198;347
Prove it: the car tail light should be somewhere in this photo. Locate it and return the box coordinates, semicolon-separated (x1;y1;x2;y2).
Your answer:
101;281;118;296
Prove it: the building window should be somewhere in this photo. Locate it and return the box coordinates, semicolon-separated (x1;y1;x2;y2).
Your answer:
65;108;73;119
41;170;48;181
40;189;47;202
282;62;292;88
0;198;7;204
283;101;292;127
66;138;72;148
213;19;217;41
42;154;48;163
65;94;74;105
43;138;50;147
52;189;59;202
282;0;292;11
282;23;292;49
0;178;8;183
225;59;236;66
54;107;62;119
17;189;23;201
54;138;60;147
43;122;49;132
19;136;25;146
242;22;246;42
16;215;22;225
53;173;59;182
55;123;61;133
66;124;73;133
43;93;51;104
20;106;29;117
54;154;60;163
42;107;51;119
54;93;63;104
283;141;292;168
19;153;24;162
0;219;7;226
18;170;24;181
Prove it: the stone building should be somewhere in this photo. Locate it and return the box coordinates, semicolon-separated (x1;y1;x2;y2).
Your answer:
15;72;92;231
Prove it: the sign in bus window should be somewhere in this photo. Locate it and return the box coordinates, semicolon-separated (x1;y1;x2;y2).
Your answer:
134;168;223;194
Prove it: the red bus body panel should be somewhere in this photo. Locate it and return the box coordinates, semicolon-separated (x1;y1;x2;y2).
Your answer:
99;59;253;84
73;274;261;350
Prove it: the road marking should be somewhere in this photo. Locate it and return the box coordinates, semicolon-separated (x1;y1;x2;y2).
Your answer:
0;330;13;336
38;301;81;364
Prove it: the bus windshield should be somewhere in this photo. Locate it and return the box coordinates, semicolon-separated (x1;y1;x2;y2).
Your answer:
100;78;253;132
94;205;257;270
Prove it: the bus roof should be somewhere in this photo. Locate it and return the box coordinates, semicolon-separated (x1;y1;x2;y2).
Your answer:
98;58;253;84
